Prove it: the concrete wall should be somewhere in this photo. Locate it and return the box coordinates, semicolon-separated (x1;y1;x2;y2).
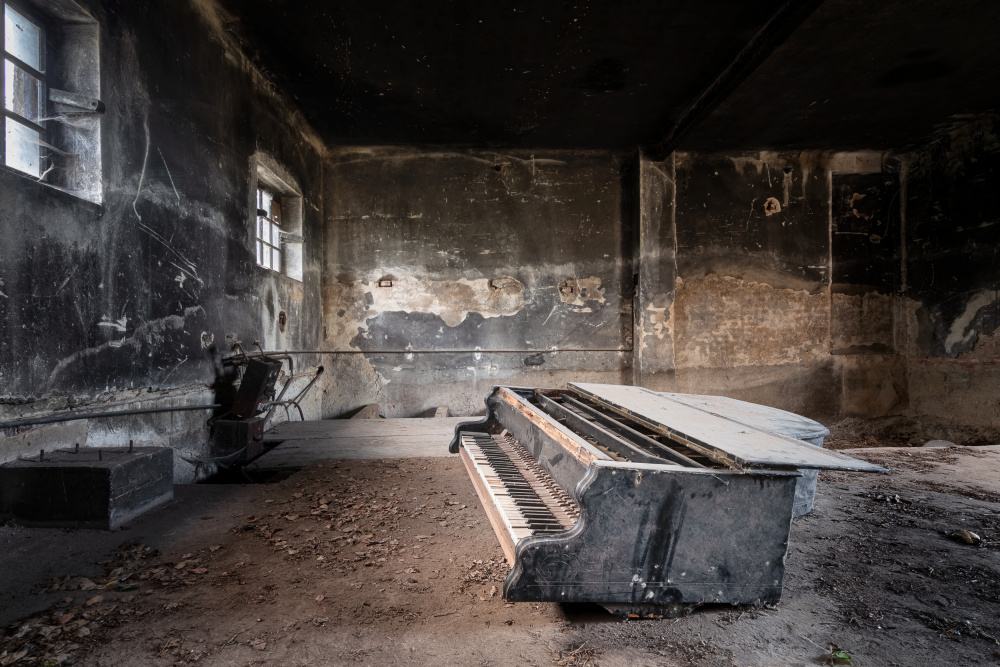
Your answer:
321;148;634;417
0;0;326;480
902;115;1000;428
2;1;995;482
634;151;906;422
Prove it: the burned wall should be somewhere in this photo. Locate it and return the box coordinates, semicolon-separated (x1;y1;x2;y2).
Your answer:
636;151;906;421
321;148;633;417
0;0;326;480
903;115;1000;427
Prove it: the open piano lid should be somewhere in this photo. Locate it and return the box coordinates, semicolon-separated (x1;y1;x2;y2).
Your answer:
568;383;886;473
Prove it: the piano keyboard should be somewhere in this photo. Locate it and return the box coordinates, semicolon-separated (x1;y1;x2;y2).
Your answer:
459;432;580;562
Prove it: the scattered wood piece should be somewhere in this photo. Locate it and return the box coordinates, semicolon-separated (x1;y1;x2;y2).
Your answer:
434;406;451;418
351;404;381;420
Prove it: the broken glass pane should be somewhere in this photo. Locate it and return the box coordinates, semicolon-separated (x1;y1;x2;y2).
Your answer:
4;58;42;122
4;5;42;72
260;188;273;218
5;116;40;176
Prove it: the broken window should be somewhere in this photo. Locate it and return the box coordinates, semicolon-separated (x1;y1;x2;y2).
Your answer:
256;185;283;273
3;2;46;177
254;157;304;281
1;0;102;203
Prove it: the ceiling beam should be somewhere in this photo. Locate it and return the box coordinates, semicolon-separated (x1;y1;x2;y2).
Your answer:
645;0;824;161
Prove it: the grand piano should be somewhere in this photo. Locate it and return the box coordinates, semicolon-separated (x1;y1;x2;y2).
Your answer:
449;383;884;615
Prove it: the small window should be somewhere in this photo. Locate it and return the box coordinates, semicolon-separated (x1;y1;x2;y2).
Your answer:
3;2;46;177
256;184;283;273
1;0;101;203
253;157;303;281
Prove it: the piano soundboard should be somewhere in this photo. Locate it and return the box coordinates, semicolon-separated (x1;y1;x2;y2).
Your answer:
449;383;885;615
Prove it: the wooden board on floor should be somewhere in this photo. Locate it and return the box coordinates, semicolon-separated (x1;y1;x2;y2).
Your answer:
254;417;468;469
264;417;468;443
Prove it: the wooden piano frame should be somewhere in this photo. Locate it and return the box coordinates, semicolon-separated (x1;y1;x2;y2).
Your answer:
450;384;884;613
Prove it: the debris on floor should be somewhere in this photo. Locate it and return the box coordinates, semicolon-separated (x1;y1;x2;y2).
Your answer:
0;445;999;665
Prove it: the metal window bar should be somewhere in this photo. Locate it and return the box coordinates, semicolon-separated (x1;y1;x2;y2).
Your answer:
255;185;282;273
2;0;47;176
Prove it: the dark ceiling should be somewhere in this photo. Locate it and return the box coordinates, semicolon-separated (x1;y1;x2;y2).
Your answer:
219;0;1000;152
218;0;787;149
678;0;1000;151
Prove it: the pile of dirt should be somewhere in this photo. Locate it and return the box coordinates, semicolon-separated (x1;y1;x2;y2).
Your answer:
825;415;1000;449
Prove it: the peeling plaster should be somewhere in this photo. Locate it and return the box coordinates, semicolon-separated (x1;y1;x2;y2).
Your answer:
639;303;671;349
944;289;999;356
369;272;526;328
557;276;606;307
326;268;527;338
674;274;828;368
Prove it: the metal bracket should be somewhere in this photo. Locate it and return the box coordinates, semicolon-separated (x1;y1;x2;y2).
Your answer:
49;88;105;114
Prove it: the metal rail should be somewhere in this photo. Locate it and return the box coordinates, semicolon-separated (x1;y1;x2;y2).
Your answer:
0;404;221;430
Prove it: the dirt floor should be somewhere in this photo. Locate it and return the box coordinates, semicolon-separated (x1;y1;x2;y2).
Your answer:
824;415;1000;450
2;444;999;666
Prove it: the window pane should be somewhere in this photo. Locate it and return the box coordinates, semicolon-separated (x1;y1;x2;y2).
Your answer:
272;247;281;273
256;240;262;266
4;58;42;122
5;117;39;176
271;224;281;246
4;5;42;72
260;188;272;218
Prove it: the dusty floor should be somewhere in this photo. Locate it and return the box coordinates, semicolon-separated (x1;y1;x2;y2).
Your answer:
2;445;999;666
824;415;1000;450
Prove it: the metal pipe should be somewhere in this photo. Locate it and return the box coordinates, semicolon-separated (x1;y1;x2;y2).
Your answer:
224;348;631;363
290;366;324;404
0;404;222;430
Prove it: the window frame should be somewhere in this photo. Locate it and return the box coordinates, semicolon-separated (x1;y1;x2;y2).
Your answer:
2;0;48;178
255;184;284;274
252;157;304;282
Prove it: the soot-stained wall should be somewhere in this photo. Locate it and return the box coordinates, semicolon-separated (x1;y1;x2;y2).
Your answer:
321;148;634;417
635;151;906;421
0;0;325;479
903;115;1000;427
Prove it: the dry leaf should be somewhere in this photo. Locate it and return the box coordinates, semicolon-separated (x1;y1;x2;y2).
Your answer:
1;649;28;666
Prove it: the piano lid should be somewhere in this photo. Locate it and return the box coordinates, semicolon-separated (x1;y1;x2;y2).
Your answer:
568;383;886;473
656;392;830;443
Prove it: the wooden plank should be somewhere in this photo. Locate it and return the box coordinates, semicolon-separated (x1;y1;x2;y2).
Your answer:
568;383;886;472
264;417;467;442
253;435;453;468
350;404;380;419
434;406;451;418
